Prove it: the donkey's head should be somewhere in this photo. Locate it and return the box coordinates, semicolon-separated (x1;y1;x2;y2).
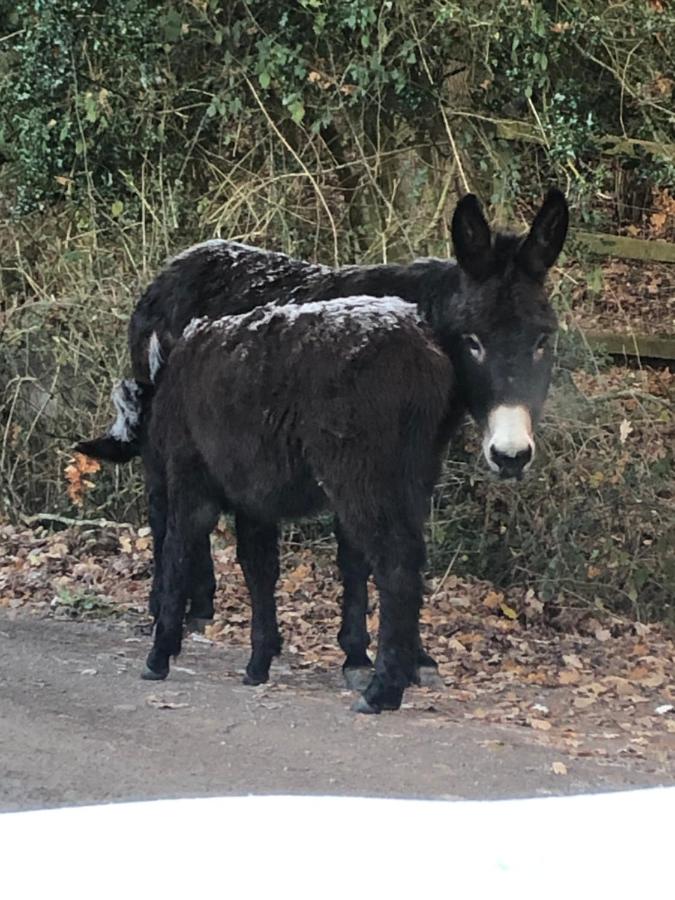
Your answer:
447;189;568;479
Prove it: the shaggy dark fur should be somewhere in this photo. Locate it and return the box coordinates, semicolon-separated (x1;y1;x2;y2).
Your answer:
81;190;568;458
144;297;461;713
77;190;568;698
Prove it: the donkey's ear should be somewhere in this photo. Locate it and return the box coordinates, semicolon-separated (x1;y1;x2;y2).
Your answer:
451;194;493;281
517;188;569;279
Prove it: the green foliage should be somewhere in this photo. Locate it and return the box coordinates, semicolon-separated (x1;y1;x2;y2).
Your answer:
3;1;673;220
2;1;166;213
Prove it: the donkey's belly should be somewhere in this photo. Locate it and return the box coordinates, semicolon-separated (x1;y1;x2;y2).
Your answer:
217;461;328;522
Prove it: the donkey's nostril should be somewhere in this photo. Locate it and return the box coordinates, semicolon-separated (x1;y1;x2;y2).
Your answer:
490;445;533;479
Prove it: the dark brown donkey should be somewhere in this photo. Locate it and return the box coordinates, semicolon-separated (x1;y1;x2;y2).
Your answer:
77;190;568;700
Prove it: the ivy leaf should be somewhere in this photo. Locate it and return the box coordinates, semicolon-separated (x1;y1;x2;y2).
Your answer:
289;99;305;124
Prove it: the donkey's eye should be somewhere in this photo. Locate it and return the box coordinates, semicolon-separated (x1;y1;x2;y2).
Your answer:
533;333;550;360
463;333;486;363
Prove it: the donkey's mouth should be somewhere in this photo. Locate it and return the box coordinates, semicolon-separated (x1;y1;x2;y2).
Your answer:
482;405;535;480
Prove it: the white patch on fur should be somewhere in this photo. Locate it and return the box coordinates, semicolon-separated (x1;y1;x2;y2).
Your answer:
182;296;418;350
170;239;331;273
245;295;416;332
183;316;210;340
148;332;164;384
171;239;230;262
482;405;534;471
108;380;142;443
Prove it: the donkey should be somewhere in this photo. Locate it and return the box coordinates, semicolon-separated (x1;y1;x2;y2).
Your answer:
77;190;568;687
145;295;460;713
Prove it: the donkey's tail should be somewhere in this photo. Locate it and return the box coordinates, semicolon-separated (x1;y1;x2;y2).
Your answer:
74;378;153;464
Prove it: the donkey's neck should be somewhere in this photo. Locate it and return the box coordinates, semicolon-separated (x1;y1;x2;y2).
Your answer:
332;257;460;325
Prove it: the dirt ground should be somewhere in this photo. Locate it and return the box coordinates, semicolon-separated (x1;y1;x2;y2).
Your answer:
1;610;673;813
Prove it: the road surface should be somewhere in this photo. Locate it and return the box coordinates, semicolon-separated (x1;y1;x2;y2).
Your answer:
0;613;671;812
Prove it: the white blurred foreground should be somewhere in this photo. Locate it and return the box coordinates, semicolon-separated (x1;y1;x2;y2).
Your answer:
1;789;672;899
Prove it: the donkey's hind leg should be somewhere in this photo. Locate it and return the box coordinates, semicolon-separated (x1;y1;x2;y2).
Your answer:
334;517;373;691
185;533;216;631
146;469;168;624
236;512;282;686
143;483;219;680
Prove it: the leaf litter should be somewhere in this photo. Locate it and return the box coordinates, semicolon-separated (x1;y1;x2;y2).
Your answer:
1;519;674;769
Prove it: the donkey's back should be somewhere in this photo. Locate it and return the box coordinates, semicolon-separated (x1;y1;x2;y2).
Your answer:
130;240;456;383
152;296;457;527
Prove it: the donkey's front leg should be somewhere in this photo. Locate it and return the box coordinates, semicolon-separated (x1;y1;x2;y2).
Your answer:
353;535;425;714
335;518;440;692
335;518;373;691
185;532;216;631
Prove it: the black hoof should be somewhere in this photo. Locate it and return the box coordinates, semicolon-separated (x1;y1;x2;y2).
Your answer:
380;696;404;711
185;616;213;634
343;666;374;692
242;671;268;686
351;695;381;715
416;649;438;669
364;680;404;712
417;665;444;689
141;665;168;681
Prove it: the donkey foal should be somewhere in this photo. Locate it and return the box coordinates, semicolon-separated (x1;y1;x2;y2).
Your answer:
144;297;460;713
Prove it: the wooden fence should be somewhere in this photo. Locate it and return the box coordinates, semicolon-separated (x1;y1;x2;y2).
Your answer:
493;119;675;361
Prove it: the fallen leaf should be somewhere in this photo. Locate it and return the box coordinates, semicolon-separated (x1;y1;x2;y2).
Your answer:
655;704;674;716
619;418;633;444
282;563;312;593
563;654;583;670
146;693;189;710
190;633;212;644
64;453;101;506
551;761;568;775
46;543;69;559
482;590;503;610
641;672;666;688
447;637;467;654
582;681;608;696
603;676;634;697
573;696;597;709
500;602;518;620
628;666;665;687
558;668;581;685
530;717;552;731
